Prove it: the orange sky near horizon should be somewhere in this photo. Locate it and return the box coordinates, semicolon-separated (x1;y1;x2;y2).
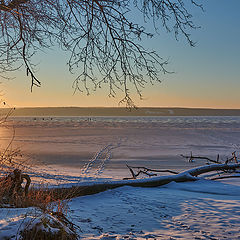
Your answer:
1;0;240;109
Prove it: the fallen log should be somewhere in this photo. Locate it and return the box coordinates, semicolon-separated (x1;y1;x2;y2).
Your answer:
4;162;239;203
46;163;240;200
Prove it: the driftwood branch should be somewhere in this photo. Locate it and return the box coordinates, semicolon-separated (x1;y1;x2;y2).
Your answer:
181;151;238;165
47;163;240;200
124;164;178;180
181;152;220;164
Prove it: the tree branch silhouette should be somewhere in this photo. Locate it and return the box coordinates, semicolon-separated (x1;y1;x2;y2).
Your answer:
0;0;202;106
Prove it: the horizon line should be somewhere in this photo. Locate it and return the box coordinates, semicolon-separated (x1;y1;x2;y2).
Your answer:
2;106;240;110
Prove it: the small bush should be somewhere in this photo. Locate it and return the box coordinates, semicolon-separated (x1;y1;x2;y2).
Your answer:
20;213;78;240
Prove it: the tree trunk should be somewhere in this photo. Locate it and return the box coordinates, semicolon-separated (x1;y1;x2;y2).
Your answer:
47;163;240;200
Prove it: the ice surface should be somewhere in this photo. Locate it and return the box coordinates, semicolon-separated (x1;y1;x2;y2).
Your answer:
1;116;240;177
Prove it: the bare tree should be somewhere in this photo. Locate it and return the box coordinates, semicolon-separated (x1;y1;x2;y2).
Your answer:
0;0;202;107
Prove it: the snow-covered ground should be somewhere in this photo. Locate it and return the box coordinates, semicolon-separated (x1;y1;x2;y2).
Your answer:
69;181;240;239
1;180;240;239
1;116;240;239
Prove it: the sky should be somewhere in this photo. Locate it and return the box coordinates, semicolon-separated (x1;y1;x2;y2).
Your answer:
1;0;240;108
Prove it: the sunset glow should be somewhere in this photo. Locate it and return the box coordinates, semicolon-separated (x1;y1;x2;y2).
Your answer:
1;0;239;109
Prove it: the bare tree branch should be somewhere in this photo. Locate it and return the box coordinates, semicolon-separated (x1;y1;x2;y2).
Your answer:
124;164;178;179
181;151;239;165
0;0;203;105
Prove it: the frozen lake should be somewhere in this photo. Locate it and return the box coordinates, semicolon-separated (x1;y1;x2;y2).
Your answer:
0;116;240;180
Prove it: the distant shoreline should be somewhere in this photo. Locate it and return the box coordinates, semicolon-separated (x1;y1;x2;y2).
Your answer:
1;107;240;116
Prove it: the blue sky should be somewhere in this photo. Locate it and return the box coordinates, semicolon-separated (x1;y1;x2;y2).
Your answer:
2;0;240;108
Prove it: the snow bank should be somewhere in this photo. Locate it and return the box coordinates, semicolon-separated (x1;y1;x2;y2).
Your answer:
69;181;240;239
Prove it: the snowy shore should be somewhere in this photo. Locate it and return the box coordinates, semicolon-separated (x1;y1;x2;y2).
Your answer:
1;180;240;239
